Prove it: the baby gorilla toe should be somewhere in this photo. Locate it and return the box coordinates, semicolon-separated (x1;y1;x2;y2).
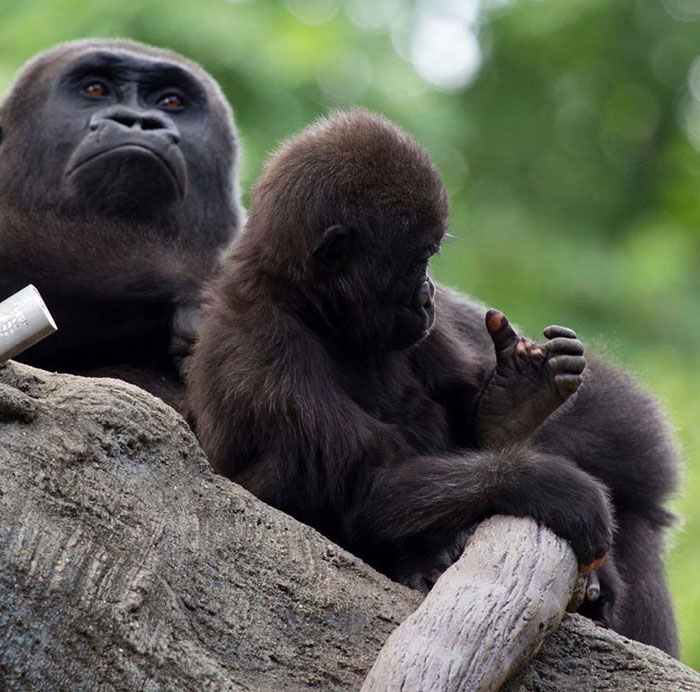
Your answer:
485;309;519;352
578;562;622;630
586;571;601;601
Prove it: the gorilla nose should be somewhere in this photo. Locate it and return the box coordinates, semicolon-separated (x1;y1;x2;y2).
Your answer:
418;281;433;311
90;107;180;143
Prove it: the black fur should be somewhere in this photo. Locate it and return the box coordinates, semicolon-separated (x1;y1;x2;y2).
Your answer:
0;39;243;411
188;109;679;655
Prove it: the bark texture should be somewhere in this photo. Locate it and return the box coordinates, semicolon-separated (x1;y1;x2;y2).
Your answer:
0;361;420;691
362;515;580;692
0;360;698;691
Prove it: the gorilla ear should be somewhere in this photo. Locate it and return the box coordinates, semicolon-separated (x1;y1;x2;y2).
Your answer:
312;224;355;271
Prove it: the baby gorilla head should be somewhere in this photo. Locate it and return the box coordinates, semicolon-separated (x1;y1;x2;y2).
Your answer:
240;108;449;353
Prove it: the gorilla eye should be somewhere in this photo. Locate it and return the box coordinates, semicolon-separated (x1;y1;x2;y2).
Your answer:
158;94;185;111
81;81;110;99
408;259;428;277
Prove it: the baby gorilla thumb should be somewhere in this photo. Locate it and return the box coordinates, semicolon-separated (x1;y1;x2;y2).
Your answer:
485;309;519;352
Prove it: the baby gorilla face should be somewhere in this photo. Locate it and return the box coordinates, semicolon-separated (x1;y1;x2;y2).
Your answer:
385;254;437;351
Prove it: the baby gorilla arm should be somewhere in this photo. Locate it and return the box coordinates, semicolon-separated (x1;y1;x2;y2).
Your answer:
357;445;612;573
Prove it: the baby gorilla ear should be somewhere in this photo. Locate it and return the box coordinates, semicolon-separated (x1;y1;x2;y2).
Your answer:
312;224;355;272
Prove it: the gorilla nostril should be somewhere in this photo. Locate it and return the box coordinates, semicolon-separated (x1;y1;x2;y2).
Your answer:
110;112;138;129
141;115;168;131
93;109;180;143
102;109;173;133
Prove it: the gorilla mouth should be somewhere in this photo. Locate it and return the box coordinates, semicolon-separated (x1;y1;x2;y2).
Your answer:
66;144;185;198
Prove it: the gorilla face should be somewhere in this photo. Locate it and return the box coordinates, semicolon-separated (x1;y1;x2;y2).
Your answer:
54;51;208;220
307;222;442;354
0;40;243;409
0;40;241;241
388;251;438;351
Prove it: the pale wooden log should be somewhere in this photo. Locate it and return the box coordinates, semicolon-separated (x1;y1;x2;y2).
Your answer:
362;515;579;692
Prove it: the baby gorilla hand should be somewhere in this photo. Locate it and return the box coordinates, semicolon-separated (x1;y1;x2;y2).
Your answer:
477;310;586;447
558;480;612;574
492;453;613;573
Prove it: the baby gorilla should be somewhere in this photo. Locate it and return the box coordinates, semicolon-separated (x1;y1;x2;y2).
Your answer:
189;109;679;655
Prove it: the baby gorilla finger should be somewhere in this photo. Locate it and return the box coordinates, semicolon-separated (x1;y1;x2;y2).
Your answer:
546;336;584;355
580;554;607;575
528;343;547;362
543;324;577;340
548;354;586;374
554;373;583;394
485;309;519;351
513;337;545;371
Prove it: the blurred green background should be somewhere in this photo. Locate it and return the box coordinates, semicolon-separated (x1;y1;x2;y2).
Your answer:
1;0;698;669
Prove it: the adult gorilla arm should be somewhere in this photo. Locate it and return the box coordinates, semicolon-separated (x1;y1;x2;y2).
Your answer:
0;210;212;368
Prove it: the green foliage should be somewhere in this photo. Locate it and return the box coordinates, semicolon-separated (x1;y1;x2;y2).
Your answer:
1;0;699;669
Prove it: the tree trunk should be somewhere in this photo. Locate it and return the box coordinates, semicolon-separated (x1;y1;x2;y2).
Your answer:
362;515;580;692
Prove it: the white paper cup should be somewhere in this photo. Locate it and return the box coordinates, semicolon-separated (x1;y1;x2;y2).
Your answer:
0;285;58;364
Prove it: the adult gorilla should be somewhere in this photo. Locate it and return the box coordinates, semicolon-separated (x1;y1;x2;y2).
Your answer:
0;39;243;411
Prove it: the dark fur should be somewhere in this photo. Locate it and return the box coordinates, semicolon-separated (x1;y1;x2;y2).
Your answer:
0;39;243;411
188;109;679;655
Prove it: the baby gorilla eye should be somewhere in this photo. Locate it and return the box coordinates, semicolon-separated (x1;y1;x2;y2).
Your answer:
158;93;185;111
81;81;110;99
407;244;439;276
407;256;430;277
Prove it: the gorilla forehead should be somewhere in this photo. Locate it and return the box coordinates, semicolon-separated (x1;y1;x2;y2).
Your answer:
57;50;205;94
271;109;445;208
1;39;232;127
250;108;448;256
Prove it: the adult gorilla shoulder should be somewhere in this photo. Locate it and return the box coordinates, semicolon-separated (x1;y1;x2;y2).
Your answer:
188;109;679;656
0;39;243;411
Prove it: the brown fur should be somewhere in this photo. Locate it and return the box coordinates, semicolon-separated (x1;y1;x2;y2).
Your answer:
188;109;679;655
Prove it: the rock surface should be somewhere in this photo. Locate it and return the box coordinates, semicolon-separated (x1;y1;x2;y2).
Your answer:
1;361;698;691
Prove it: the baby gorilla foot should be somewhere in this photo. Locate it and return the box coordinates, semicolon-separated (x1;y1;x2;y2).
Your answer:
577;559;625;629
477;310;586;447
